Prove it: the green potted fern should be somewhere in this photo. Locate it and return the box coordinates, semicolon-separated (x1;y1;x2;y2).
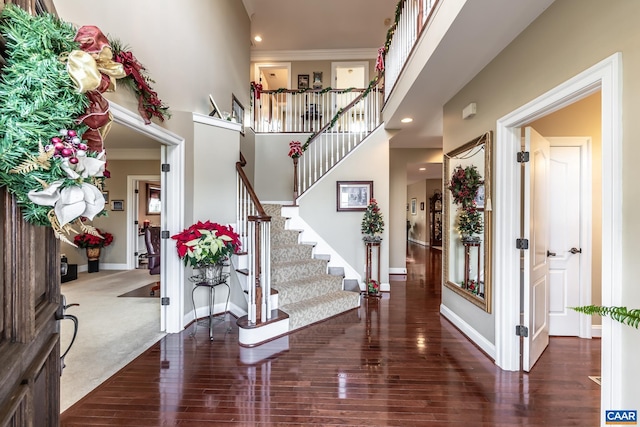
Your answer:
571;306;640;329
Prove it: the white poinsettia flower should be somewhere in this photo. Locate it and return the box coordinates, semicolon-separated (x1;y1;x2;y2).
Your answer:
27;180;64;206
61;150;107;180
54;183;105;226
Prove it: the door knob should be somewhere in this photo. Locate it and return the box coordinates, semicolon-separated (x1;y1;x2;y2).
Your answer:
546;250;556;257
569;247;582;254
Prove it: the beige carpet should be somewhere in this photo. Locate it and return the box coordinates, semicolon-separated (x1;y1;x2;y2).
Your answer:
59;269;166;413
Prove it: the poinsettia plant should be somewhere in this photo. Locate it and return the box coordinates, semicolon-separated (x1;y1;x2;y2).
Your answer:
73;229;113;248
171;221;241;267
288;140;303;159
367;279;380;294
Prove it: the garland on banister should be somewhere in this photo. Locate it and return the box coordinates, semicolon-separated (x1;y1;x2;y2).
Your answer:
262;86;359;95
301;74;382;151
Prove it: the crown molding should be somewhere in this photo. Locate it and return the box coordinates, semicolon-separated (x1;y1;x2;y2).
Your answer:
251;48;378;62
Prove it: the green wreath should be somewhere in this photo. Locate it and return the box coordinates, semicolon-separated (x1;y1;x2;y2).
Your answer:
448;165;483;207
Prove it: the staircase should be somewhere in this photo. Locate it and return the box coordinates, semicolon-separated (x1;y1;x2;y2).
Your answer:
264;204;361;331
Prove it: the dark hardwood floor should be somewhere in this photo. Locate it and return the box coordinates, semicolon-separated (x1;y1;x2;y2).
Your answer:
61;243;600;426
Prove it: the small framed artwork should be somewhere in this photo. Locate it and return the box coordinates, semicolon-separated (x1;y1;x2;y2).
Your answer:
420;201;425;211
208;94;222;118
102;191;109;203
411;198;417;215
313;71;323;89
232;94;245;135
146;184;161;214
474;185;485;210
111;200;124;211
336;181;373;212
298;74;310;90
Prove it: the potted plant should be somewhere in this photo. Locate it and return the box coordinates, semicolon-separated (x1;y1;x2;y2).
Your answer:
361;198;384;242
73;228;113;273
456;205;483;242
171;220;241;282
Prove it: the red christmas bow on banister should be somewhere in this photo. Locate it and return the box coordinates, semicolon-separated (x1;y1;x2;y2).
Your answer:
376;46;386;73
251;81;263;100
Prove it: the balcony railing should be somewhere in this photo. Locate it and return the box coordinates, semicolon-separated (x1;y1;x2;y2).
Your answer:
384;0;438;100
253;89;368;133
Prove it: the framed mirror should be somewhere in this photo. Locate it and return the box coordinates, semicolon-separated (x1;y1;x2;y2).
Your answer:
443;131;492;312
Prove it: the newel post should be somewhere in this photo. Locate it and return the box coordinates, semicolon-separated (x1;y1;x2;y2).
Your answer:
292;156;299;202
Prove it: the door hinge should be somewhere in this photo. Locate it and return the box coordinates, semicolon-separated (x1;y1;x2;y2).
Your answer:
161;230;170;239
517;151;530;163
135;189;139;194
134;220;139;225
161;163;170;172
161;297;170;306
516;325;529;337
134;251;138;256
516;238;529;250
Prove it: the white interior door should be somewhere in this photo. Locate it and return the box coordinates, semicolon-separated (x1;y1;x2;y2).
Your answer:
523;126;551;372
548;139;591;336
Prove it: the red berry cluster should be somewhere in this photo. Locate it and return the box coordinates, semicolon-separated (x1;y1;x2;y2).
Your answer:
46;129;89;165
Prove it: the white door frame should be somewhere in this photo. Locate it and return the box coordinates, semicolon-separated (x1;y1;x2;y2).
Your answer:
253;62;292;89
494;53;622;414
126;175;161;269
110;102;186;334
547;136;593;339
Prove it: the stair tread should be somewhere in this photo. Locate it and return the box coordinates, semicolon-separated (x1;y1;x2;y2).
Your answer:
272;274;343;289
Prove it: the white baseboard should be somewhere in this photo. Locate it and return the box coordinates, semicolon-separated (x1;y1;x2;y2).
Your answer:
591;324;602;338
408;238;428;246
76;263;129;273
440;303;496;360
389;267;407;275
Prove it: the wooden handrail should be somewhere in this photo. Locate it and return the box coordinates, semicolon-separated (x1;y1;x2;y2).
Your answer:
236;153;269;220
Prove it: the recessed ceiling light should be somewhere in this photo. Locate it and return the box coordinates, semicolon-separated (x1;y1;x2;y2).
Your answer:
254;35;262;42
419;167;426;171
401;117;413;123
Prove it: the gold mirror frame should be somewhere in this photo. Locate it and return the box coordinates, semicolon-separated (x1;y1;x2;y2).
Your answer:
443;132;492;312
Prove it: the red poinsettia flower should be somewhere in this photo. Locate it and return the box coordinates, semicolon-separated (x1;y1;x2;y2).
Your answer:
73;228;113;248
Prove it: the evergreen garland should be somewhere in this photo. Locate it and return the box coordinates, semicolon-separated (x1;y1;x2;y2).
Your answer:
0;5;89;226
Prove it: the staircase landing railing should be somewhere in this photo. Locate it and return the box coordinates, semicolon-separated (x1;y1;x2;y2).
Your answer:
236;153;271;325
294;77;383;202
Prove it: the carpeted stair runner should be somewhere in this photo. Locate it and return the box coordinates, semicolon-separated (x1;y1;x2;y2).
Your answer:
264;204;361;331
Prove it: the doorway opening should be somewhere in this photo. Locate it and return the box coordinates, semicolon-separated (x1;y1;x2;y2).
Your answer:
495;53;622;414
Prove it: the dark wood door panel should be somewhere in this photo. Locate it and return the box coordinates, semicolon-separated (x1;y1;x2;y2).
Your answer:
0;186;61;427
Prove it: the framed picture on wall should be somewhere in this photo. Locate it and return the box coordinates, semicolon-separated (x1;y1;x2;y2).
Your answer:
232;94;245;135
298;74;309;89
146;184;161;214
336;181;373;212
111;200;124;211
411;198;417;215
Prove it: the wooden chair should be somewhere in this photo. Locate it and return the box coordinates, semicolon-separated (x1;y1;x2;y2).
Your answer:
144;226;161;296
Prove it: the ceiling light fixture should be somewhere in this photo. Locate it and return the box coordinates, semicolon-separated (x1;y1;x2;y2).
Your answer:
419;167;426;171
254;35;262;42
401;117;413;123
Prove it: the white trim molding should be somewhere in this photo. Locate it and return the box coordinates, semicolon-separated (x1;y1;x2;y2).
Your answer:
440;304;496;360
494;53;622;421
251;48;378;62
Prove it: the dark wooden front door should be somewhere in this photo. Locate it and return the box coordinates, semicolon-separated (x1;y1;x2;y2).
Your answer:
0;188;61;426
